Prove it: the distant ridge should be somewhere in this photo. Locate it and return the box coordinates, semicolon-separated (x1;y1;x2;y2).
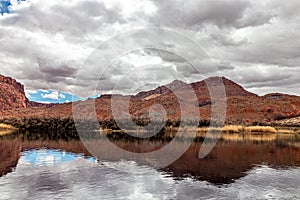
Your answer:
0;74;300;124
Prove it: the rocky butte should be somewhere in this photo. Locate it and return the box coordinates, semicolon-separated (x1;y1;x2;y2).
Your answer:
0;74;30;111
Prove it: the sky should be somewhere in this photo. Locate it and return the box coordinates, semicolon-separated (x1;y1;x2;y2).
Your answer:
0;0;300;103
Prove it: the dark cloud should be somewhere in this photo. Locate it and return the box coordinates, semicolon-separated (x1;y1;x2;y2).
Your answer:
270;0;300;20
217;62;235;71
210;33;248;46
235;10;275;28
144;49;185;63
0;0;300;96
38;59;78;78
151;0;251;28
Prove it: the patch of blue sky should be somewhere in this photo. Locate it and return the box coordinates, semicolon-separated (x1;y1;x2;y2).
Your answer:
0;0;26;15
27;90;86;104
27;89;100;103
0;0;11;15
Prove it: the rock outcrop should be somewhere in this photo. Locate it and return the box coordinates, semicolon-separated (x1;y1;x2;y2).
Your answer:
0;74;30;111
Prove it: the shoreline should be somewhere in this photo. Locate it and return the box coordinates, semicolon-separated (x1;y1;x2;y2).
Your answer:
0;122;299;144
0;119;299;137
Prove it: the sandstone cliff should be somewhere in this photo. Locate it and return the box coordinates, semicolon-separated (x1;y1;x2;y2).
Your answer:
0;74;30;111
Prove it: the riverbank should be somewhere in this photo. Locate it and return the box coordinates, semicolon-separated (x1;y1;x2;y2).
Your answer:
0;117;299;140
197;125;300;134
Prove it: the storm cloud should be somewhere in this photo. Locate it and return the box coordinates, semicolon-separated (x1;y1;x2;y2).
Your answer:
0;0;299;97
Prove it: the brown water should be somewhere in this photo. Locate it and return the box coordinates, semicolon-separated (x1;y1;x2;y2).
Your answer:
0;131;299;199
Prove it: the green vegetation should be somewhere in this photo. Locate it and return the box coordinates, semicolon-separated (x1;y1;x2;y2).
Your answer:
0;117;76;131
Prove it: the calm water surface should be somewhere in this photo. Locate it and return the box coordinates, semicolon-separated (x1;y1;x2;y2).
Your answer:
0;132;299;199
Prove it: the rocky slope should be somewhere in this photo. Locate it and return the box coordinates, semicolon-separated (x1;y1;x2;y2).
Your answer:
0;75;300;125
0;74;30;111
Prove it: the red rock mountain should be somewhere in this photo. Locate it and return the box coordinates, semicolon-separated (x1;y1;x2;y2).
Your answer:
1;75;300;124
0;74;30;111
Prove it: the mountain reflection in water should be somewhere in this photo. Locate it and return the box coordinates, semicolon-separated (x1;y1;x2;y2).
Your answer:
0;131;299;185
0;131;299;199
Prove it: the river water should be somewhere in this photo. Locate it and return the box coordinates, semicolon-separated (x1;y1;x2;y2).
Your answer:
0;132;299;199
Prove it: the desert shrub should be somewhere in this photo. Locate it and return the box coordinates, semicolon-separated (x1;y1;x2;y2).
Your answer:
245;126;277;133
221;125;244;133
276;129;295;134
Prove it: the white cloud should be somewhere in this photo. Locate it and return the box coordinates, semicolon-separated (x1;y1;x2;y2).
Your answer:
41;91;59;100
41;91;66;100
36;101;52;104
25;89;37;95
0;0;300;96
59;93;66;99
24;89;36;99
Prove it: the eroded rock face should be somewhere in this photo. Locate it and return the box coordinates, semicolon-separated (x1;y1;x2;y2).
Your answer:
0;74;30;111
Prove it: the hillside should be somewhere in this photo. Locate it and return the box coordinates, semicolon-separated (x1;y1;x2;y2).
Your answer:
0;75;300;125
0;74;30;111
